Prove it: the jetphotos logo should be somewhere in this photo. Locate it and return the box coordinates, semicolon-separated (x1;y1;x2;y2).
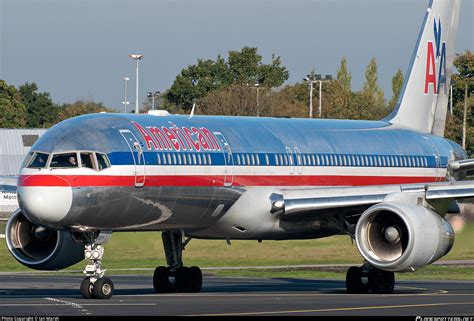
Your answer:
424;17;447;95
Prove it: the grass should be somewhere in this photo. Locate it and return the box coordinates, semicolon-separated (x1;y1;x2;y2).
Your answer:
0;223;473;280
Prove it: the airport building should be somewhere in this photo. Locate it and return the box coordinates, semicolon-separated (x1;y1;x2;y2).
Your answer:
0;128;47;176
0;128;47;218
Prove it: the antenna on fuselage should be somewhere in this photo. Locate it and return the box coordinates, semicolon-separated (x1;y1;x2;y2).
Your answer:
189;79;199;119
189;102;196;119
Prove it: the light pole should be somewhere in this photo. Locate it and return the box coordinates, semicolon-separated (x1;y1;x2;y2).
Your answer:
147;91;161;110
122;77;130;113
303;74;332;118
250;83;260;117
129;54;143;114
462;73;471;150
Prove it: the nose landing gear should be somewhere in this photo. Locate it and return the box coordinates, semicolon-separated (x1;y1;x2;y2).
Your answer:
79;232;114;299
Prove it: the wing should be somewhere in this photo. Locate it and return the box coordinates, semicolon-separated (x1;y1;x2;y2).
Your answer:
272;180;474;221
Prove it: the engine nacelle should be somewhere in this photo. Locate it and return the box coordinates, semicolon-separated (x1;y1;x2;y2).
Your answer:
5;209;84;270
355;202;454;272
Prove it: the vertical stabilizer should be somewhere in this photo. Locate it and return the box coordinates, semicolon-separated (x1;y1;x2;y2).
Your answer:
386;0;461;136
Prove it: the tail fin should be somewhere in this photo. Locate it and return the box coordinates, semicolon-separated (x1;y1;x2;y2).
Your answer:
386;0;461;136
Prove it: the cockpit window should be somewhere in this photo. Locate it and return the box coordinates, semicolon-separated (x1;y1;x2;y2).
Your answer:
80;152;95;169
96;153;111;170
50;153;79;168
27;152;49;169
22;151;34;168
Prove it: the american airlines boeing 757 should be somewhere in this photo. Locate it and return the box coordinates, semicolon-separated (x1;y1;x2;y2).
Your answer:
6;0;473;299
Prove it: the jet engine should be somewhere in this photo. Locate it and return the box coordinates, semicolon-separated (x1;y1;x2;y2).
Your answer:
5;209;84;270
355;201;454;272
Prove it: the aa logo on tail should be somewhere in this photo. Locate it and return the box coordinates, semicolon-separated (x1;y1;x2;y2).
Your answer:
424;17;447;95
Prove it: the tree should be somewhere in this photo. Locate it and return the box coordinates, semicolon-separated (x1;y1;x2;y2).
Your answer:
57;100;113;122
336;56;352;92
445;50;473;155
18;82;59;128
361;57;386;113
167;47;289;110
167;56;232;110
388;69;404;110
0;80;27;128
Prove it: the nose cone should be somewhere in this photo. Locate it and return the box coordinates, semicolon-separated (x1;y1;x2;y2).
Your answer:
18;175;73;227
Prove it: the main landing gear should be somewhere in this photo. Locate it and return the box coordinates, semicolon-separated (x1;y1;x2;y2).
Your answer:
346;263;395;294
153;231;203;293
80;232;114;299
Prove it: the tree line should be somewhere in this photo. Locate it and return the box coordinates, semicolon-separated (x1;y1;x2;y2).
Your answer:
0;48;472;155
0;81;112;128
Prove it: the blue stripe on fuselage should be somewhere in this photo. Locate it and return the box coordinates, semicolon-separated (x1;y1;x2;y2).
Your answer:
108;150;446;169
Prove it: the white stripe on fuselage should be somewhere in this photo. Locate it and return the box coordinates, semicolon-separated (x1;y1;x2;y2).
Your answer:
20;165;443;178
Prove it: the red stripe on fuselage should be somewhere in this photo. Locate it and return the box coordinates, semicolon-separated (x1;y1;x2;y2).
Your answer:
18;174;440;187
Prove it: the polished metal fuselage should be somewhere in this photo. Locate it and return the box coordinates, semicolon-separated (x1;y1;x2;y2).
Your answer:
17;113;465;240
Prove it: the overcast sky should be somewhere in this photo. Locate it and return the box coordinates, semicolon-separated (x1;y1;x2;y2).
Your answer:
1;0;473;111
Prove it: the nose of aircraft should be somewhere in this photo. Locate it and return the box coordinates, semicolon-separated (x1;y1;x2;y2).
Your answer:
17;175;73;227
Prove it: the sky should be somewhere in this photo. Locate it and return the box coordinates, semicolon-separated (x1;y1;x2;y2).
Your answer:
1;0;473;111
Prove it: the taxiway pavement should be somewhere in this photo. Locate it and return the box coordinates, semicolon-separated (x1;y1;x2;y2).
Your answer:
0;274;472;316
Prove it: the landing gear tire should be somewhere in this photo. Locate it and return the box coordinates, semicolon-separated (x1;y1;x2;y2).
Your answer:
92;277;114;299
174;266;203;293
189;266;202;293
153;266;174;293
368;268;395;294
175;267;192;292
346;266;368;294
80;277;94;299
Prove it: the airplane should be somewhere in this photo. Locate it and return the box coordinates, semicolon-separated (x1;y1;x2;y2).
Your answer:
5;0;474;300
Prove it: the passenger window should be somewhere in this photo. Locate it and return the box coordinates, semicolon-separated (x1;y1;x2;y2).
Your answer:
251;154;255;165
177;154;182;165
208;154;212;165
27;152;49;169
202;154;207;165
256;154;260;166
275;155;279;166
265;154;269;166
51;152;79;168
182;153;187;165
157;154;161;165
97;153;111;170
80;152;95;169
162;154;167;165
172;154;177;165
192;154;197;165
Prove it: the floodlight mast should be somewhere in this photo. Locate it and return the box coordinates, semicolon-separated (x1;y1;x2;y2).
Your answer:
129;54;144;114
303;74;332;118
122;77;130;113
